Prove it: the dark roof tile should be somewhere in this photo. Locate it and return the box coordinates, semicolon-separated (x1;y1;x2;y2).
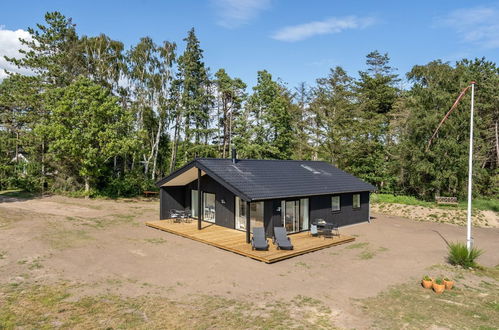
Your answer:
192;158;375;200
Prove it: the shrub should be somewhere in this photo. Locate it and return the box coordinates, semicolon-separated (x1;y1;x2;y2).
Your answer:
447;242;483;268
434;278;443;285
423;275;431;281
101;172;155;198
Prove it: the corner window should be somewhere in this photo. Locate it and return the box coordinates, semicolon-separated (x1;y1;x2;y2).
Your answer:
353;194;361;209
331;196;340;211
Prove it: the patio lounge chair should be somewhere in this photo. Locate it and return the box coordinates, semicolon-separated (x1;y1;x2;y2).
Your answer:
251;227;269;251
273;227;293;250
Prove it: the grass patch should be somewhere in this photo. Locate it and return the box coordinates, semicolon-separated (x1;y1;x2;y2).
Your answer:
372;193;499;212
361;266;499;329
372;194;435;208
144;238;167;244
0;189;37;199
0;208;28;230
294;261;312;269
64;214;136;229
41;225;93;250
345;242;369;249
0;282;336;329
447;242;483;268
358;250;375;260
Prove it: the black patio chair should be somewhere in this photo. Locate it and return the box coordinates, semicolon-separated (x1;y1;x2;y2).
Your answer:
169;209;182;222
322;227;333;239
331;222;340;237
251;227;269;251
272;227;293;250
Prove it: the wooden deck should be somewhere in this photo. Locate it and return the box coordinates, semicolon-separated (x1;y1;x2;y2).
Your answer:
145;219;355;263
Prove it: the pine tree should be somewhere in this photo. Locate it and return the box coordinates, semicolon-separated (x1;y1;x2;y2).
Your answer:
309;67;356;167
353;51;400;189
214;69;246;158
246;70;295;159
176;28;213;160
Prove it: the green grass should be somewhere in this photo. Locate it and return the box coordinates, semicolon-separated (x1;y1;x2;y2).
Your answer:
41;226;93;250
361;266;499;329
358;250;375;260
0;189;37;199
64;214;136;229
345;242;369;249
372;193;499;212
0;282;336;329
471;199;499;212
144;238;167;244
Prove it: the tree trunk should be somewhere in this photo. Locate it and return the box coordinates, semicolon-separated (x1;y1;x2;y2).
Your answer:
84;177;90;199
222;100;228;158
151;119;163;180
495;121;499;165
169;113;181;173
41;140;45;195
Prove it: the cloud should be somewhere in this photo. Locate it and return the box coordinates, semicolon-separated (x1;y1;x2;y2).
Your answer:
440;6;499;48
213;0;271;29
271;16;376;42
0;27;32;81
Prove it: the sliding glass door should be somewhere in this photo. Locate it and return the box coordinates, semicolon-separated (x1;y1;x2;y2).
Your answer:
203;192;215;223
235;196;246;230
250;201;264;229
191;190;198;217
281;198;309;233
235;197;264;231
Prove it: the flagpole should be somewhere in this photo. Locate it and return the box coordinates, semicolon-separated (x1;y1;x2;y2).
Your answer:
466;81;475;251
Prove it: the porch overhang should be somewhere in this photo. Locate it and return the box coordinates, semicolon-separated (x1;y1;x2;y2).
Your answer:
160;166;206;186
156;159;252;202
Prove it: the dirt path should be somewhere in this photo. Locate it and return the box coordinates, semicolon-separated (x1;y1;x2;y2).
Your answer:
1;195;498;329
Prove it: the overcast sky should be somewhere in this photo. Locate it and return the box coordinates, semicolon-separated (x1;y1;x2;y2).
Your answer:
1;0;499;87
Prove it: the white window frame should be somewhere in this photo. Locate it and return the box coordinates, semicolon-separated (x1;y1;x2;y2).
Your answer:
331;195;340;212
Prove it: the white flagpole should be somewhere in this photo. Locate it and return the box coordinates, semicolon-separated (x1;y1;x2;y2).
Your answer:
466;81;476;251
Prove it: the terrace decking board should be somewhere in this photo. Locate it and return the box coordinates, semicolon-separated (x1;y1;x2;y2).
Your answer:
145;219;355;263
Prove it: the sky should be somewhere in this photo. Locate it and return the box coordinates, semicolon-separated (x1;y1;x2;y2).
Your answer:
1;0;499;88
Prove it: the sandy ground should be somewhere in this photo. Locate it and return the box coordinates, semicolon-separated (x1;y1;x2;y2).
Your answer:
372;202;499;228
1;195;498;329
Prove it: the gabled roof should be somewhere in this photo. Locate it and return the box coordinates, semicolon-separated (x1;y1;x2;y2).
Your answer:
156;158;376;202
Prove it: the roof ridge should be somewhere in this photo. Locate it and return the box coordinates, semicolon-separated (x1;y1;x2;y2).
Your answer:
197;157;328;163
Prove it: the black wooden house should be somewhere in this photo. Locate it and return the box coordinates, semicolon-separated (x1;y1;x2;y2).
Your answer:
156;152;375;243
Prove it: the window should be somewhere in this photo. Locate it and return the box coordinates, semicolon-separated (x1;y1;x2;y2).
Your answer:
353;194;361;209
331;196;340;211
191;190;198;217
